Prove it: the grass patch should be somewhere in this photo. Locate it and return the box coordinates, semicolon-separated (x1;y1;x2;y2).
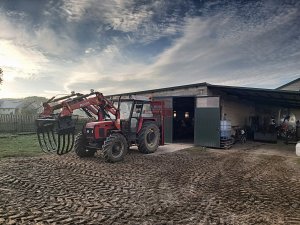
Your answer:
0;134;43;158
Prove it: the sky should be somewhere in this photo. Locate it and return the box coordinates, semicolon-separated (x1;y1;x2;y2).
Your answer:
0;0;299;98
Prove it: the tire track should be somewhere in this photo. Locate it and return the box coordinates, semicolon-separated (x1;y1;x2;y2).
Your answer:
0;150;299;224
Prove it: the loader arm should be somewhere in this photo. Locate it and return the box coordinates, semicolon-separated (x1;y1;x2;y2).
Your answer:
36;91;120;155
40;92;119;119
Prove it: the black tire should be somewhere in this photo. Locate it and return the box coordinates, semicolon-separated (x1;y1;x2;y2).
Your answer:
138;122;160;154
74;133;96;157
103;133;128;163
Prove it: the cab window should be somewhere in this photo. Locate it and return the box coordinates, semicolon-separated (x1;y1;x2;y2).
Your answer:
142;103;153;117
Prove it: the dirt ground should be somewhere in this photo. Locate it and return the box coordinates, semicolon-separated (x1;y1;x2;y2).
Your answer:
0;143;300;225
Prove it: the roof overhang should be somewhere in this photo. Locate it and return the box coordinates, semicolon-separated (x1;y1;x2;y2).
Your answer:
106;82;209;97
208;84;300;108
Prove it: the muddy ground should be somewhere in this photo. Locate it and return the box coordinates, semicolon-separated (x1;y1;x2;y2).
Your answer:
0;144;300;225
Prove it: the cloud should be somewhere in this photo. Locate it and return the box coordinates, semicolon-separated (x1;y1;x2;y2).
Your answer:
63;46;150;93
59;0;187;44
0;0;190;97
34;27;76;57
0;0;299;98
0;40;49;80
138;0;300;88
0;6;80;97
0;11;50;84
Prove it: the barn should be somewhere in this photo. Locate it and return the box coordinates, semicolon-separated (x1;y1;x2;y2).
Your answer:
110;78;300;148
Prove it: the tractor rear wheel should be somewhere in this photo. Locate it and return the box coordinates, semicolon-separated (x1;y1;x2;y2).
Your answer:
138;122;160;154
103;133;128;163
74;133;96;157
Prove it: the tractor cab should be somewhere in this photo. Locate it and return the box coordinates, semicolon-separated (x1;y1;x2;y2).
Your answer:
115;99;154;135
84;98;156;142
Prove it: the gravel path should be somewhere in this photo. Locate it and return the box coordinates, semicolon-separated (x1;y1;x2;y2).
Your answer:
0;148;300;225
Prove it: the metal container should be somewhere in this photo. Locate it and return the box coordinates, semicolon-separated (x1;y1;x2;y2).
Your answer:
296;142;300;156
220;120;231;139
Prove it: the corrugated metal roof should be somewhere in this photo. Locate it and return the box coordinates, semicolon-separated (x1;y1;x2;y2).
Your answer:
207;83;300;94
106;82;209;97
108;81;300;97
107;82;300;108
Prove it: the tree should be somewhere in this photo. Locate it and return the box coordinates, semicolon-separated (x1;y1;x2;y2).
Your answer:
20;96;48;115
0;68;3;84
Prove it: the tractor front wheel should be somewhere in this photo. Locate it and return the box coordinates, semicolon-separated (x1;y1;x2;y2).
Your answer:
74;133;96;157
103;133;128;163
138;122;160;154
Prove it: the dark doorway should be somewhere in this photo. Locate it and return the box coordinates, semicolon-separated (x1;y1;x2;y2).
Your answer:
173;97;195;143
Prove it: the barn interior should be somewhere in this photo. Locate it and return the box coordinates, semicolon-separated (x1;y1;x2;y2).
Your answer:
173;97;195;143
209;85;300;144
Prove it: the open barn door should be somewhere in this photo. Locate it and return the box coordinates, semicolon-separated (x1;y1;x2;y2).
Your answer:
194;96;220;147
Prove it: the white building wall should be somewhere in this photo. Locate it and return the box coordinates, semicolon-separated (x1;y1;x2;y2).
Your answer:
221;96;255;127
0;108;16;115
278;80;300;91
288;108;300;122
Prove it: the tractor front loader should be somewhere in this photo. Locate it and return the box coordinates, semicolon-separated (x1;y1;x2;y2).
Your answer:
36;90;165;163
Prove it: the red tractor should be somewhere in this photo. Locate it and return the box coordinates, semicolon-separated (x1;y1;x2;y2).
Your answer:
36;90;165;163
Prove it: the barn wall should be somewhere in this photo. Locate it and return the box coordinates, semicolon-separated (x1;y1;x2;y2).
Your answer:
253;104;281;129
219;97;300;130
220;97;300;128
290;108;300;122
221;96;255;127
209;89;255;127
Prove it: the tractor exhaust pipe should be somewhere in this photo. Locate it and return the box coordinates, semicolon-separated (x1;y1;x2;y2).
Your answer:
36;116;77;155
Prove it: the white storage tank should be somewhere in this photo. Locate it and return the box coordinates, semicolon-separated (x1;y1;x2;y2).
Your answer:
296;142;300;156
220;120;231;139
